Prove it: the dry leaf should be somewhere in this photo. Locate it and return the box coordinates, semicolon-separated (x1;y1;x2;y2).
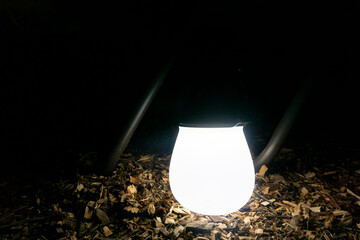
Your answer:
70;234;77;240
173;207;190;214
301;202;310;219
124;206;139;213
333;210;352;226
333;210;348;216
130;176;141;184
290;215;302;228
243;216;251;225
103;226;113;237
76;183;84;192
174;225;185;237
249;228;256;237
293;205;301;216
147;203;156;215
154;216;165;233
301;187;309;195
165;217;175;224
120;194;127;202
108;193;117;204
127;185;137;195
324;215;335;229
95;208;110;224
271;174;287;184
217;223;227;229
12;149;360;239
160;227;170;236
140;231;149;238
304;230;316;240
186;221;214;230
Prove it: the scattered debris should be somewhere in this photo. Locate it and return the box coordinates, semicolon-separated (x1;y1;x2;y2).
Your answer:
1;145;360;239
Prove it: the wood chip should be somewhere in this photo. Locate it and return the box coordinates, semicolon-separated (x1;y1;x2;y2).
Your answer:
283;200;297;208
258;165;268;177
301;187;309;195
84;206;93;219
103;226;113;237
305;172;316;178
91;182;102;186
310;206;321;213
262;186;270;194
4;148;360;239
346;188;360;200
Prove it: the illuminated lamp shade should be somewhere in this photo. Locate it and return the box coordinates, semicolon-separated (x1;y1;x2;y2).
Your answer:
169;125;255;215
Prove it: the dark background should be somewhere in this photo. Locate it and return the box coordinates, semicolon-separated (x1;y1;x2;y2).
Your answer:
1;1;359;180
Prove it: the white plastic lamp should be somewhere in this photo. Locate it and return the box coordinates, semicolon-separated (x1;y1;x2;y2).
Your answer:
169;125;255;215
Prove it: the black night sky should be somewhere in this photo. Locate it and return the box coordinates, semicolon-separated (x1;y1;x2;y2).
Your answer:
1;1;360;180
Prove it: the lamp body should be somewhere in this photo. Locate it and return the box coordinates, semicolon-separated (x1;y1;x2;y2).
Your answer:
169;126;255;215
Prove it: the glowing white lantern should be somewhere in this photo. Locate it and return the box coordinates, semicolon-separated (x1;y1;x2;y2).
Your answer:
169;125;255;215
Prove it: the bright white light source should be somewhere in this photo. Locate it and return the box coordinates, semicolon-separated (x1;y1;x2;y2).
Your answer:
169;125;255;215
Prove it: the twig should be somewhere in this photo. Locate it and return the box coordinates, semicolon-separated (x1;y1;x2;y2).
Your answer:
40;235;49;240
79;220;114;237
0;217;47;229
253;190;272;203
89;220;114;233
341;226;360;232
253;190;278;215
0;205;28;222
265;215;292;219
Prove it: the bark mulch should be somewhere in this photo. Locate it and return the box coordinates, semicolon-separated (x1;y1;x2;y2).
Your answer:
1;144;360;239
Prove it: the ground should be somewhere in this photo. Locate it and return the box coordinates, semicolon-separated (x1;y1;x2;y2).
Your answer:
1;141;360;239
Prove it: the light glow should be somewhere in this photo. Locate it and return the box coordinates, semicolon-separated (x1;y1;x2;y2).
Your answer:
169;126;255;215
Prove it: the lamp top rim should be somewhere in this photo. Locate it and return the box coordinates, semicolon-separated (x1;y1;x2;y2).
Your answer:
179;122;246;128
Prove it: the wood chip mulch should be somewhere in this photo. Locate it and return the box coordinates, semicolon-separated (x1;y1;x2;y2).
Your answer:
1;146;360;239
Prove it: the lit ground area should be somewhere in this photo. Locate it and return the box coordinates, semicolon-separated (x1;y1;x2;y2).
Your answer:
1;143;360;239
